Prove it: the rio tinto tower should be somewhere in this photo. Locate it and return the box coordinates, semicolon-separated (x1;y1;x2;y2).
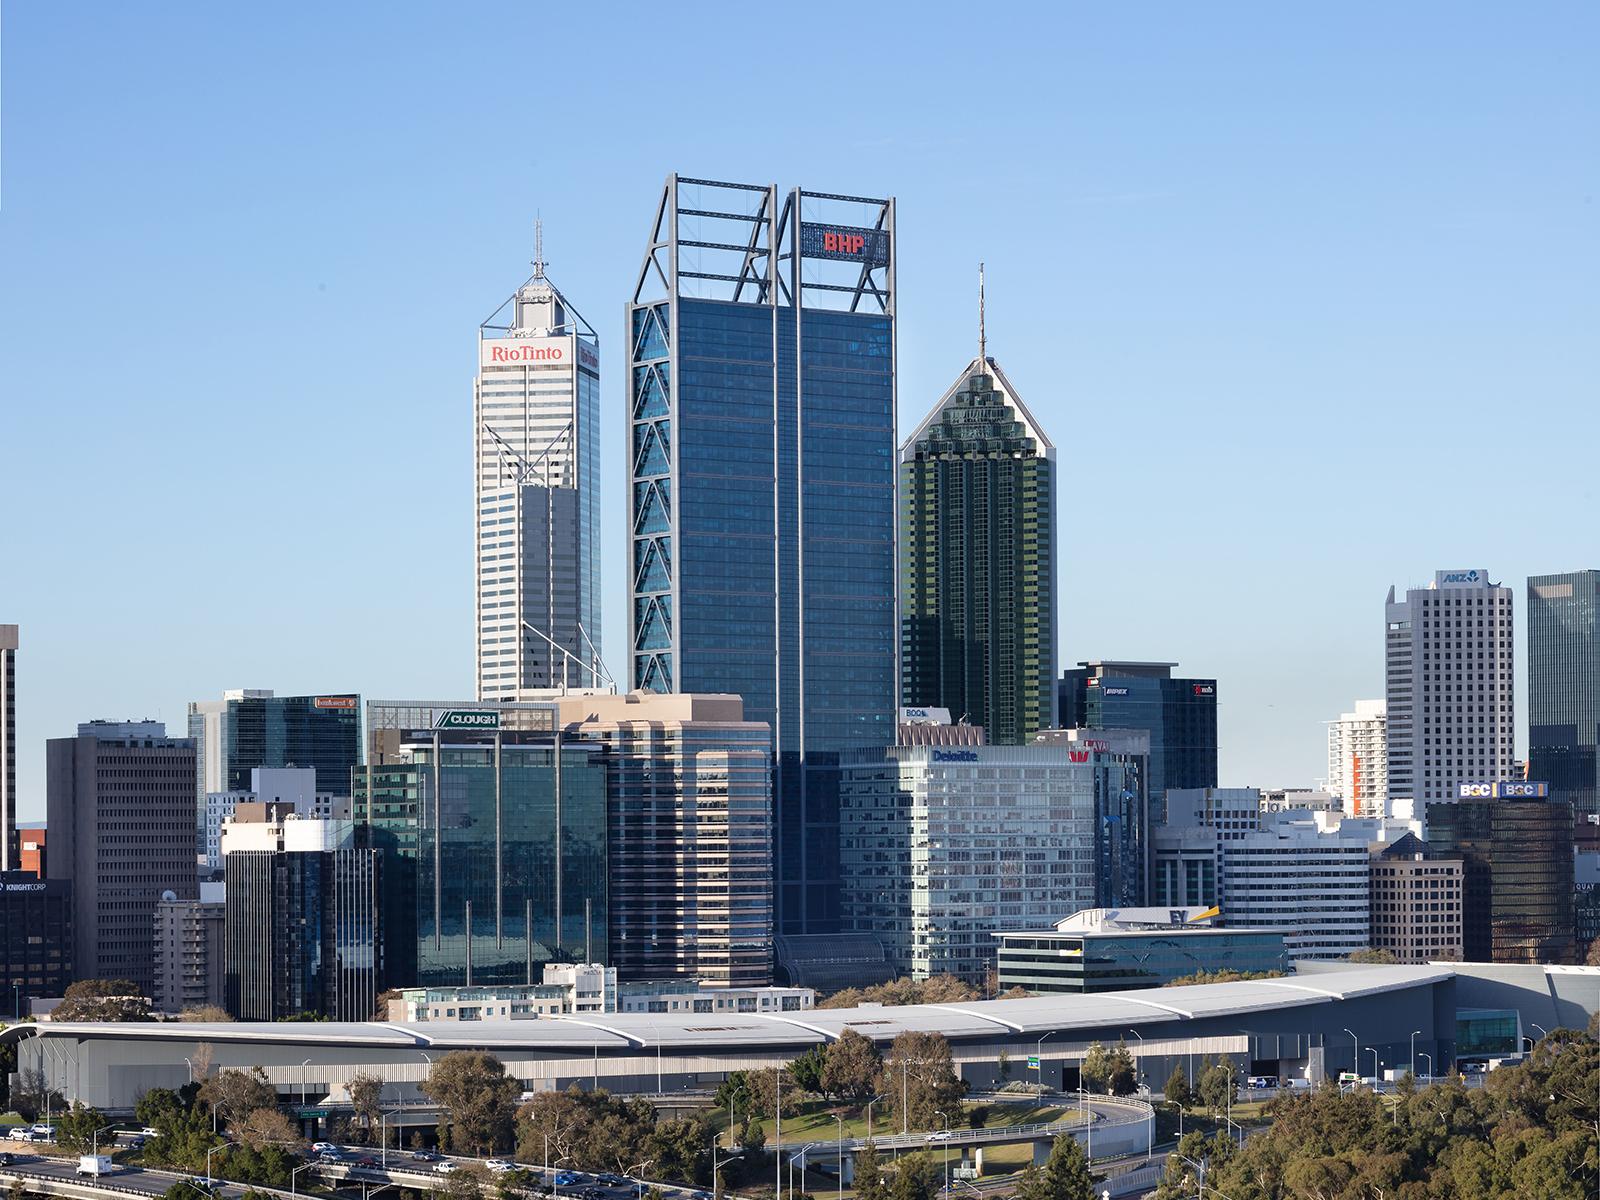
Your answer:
474;229;605;698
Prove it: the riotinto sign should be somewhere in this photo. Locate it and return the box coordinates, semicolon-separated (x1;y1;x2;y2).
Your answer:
800;222;890;266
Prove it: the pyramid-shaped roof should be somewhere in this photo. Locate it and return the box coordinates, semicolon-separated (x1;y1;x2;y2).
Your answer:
899;355;1054;464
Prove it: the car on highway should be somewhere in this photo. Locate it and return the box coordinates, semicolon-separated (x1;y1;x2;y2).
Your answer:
486;1160;517;1173
925;1131;951;1142
139;1127;161;1138
184;1177;220;1193
352;1155;380;1168
554;1171;583;1186
4;1129;30;1142
435;1161;460;1175
312;1142;338;1154
0;1152;15;1167
411;1150;442;1162
594;1174;625;1187
317;1151;346;1164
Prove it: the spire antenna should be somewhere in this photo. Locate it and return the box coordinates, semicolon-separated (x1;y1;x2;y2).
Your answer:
532;216;546;280
978;262;987;367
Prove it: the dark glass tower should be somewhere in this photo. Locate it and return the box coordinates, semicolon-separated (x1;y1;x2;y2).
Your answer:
1528;570;1600;819
1058;661;1217;821
627;176;897;934
900;355;1056;744
353;726;608;987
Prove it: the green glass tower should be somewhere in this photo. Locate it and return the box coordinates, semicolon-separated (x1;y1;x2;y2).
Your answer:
899;332;1056;744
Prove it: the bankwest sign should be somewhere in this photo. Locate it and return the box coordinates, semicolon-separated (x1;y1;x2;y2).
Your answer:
481;336;572;368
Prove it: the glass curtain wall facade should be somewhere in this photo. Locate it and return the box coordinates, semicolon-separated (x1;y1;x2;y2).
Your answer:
628;176;897;934
475;259;603;698
900;361;1056;745
1528;570;1600;819
353;729;607;987
1427;788;1576;963
1058;662;1217;821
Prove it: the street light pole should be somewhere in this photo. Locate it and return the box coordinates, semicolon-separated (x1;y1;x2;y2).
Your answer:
833;1114;845;1200
1410;1031;1421;1080
1368;1048;1380;1087
292;1162;316;1197
1418;1052;1432;1081
206;1140;232;1185
934;1111;949;1198
1035;1030;1058;1094
714;1150;743;1200
91;1124;118;1156
1342;1029;1359;1086
301;1059;312;1109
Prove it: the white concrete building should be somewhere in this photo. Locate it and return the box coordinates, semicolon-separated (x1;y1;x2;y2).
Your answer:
1219;812;1372;960
838;743;1097;981
204;767;344;870
475;238;603;699
1385;570;1515;817
1164;787;1264;840
1327;699;1388;817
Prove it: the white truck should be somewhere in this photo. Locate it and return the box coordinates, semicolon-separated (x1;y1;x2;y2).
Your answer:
77;1155;117;1177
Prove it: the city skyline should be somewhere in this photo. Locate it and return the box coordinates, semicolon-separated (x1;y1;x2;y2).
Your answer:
3;4;1598;818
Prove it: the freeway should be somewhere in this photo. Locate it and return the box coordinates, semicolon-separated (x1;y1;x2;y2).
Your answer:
784;1096;1152;1158
1;1150;289;1199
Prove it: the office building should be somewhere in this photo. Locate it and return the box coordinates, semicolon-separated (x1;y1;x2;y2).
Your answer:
386;970;813;1022
1218;812;1372;960
1427;782;1575;963
1164;787;1263;840
188;690;361;856
46;721;197;993
1528;570;1600;820
203;767;345;872
152;882;226;1014
995;908;1288;993
628;175;898;936
1035;727;1149;906
1058;661;1216;822
555;692;774;987
899;339;1056;745
353;709;608;988
17;826;46;877
1151;825;1219;909
838;742;1096;981
475;233;604;698
1;871;73;1016
223;813;380;1021
1384;570;1515;815
1575;852;1600;961
1327;699;1388;817
1259;788;1340;814
1368;833;1463;963
1;625;15;872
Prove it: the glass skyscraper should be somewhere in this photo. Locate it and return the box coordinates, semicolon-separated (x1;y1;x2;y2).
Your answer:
627;176;897;934
900;357;1056;744
1528;570;1600;819
1058;661;1217;821
474;235;604;698
352;723;608;988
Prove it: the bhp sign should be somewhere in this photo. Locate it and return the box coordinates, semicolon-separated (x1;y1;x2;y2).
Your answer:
822;231;866;255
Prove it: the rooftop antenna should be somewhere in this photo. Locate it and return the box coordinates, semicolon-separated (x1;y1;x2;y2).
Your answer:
977;262;987;367
532;215;546;281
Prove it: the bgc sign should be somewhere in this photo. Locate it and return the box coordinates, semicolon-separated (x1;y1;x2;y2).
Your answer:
1458;781;1549;799
800;222;890;267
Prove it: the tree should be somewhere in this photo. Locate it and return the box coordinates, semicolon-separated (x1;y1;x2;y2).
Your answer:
788;1045;827;1096
373;989;404;1020
53;978;151;1022
199;1067;278;1129
1196;1058;1237;1117
444;1162;491;1200
515;1085;655;1172
1079;1043;1112;1095
232;1107;304;1155
887;1153;939;1200
877;1031;965;1132
422;1051;520;1155
854;1141;885;1200
55;1102;110;1153
348;1072;384;1143
9;1067;64;1123
821;1029;881;1103
135;1088;190;1133
1016;1134;1094;1200
1585;938;1600;967
179;1006;233;1022
1346;947;1399;964
997;1050;1012;1081
1163;969;1283;987
745;1064;800;1127
648;1114;713;1185
1106;1042;1136;1096
1162;1065;1193;1110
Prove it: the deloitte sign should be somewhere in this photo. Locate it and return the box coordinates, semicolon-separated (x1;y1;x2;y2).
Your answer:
434;709;501;730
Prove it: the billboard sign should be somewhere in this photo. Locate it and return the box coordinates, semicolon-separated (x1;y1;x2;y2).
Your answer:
932;750;978;763
313;696;358;710
800;222;890;267
1458;780;1550;799
480;336;573;368
900;706;952;725
1193;684;1216;697
1102;686;1130;697
435;709;501;730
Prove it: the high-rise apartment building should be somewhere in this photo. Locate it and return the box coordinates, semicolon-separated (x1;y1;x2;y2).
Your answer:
1327;699;1388;816
203;767;344;872
899;349;1056;745
353;705;608;988
1427;781;1575;963
187;691;360;857
1368;834;1463;963
1;625;16;871
474;238;603;698
152;882;225;1014
1058;661;1217;821
1528;570;1600;820
1218;814;1372;960
222;815;381;1021
838;742;1097;981
554;693;774;987
627;176;898;934
1384;570;1515;814
46;721;197;994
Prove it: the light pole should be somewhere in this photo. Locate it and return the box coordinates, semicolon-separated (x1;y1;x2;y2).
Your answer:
934;1111;949;1199
864;1093;886;1142
380;1106;404;1169
1368;1048;1380;1088
714;1150;743;1200
1531;1022;1549;1046
91;1124;118;1156
774;1064;783;1200
630;1158;654;1200
184;1057;195;1085
1418;1052;1432;1081
1410;1031;1421;1081
1035;1030;1058;1095
301;1059;312;1109
1342;1029;1359;1086
292;1162;318;1197
1124;1030;1145;1091
206;1140;232;1186
552;1153;573;1200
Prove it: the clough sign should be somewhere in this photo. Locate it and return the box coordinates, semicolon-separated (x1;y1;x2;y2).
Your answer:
481;336;572;367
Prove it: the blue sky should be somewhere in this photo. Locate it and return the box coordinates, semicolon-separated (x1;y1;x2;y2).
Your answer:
2;2;1596;819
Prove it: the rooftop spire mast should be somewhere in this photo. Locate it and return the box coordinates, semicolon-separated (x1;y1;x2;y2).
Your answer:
978;262;986;367
532;216;546;281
